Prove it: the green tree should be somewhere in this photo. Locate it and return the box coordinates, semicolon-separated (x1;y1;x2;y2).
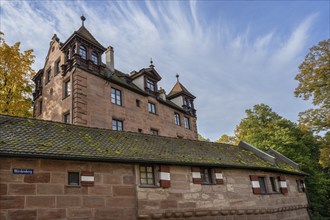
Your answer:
295;39;330;168
0;32;35;116
234;104;329;218
198;133;210;142
216;134;238;145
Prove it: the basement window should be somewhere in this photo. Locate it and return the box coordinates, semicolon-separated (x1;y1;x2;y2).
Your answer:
68;172;80;186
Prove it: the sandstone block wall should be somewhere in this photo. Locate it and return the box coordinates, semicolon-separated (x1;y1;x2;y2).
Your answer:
75;70;198;139
0;158;136;220
136;166;309;220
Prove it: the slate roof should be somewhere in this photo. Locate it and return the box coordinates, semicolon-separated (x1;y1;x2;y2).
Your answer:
75;26;106;50
0;114;306;176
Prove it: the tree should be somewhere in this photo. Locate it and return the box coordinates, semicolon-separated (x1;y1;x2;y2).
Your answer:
234;104;329;218
0;32;35;117
294;39;330;168
198;134;210;142
216;134;238;145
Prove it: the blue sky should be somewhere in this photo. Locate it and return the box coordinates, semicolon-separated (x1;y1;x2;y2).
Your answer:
1;1;329;141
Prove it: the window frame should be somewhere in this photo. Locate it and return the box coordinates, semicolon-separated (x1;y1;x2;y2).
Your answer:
296;179;305;193
200;167;215;185
258;176;268;194
112;119;123;131
79;45;87;60
139;164;159;187
146;79;156;92
91;52;98;65
270;176;279;193
46;68;51;84
55;59;61;76
64;80;71;98
38;100;43;115
68;172;80;186
111;88;122;106
174;113;181;126
148;102;156;114
184;116;190;129
150;129;158;136
63;112;70;124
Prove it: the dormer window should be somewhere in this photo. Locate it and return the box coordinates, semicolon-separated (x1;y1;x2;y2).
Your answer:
80;45;87;59
146;79;156;92
91;52;98;65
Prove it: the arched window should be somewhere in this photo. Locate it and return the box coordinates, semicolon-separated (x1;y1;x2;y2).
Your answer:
79;45;87;59
91;52;98;64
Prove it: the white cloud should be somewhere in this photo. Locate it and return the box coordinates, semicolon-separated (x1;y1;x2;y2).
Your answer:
1;0;320;140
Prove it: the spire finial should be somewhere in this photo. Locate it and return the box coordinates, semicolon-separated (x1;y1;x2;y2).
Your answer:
81;15;86;26
149;58;154;68
176;74;180;82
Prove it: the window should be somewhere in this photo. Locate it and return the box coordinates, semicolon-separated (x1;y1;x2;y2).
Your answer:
55;59;61;75
258;177;267;194
140;165;155;186
150;129;158;135
68;172;80;186
184;116;190;129
136;99;140;107
73;45;77;54
146;79;155;91
64;113;70;124
111;88;122;106
174;113;181;126
64;80;71;97
112;119;123;131
200;167;214;184
297;180;305;192
270;177;278;192
80;45;87;59
148;102;156;114
66;50;70;61
46;68;51;84
91;52;98;64
38;100;42;115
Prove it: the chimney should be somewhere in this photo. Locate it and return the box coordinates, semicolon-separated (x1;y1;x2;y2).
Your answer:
106;46;114;73
159;87;166;101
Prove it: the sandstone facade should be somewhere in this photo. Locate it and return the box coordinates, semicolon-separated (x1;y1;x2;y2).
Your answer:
0;157;309;220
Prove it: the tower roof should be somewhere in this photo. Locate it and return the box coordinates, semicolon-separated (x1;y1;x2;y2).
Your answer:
75;25;105;50
168;81;196;99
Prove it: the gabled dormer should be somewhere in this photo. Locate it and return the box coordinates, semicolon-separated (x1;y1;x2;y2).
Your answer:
168;75;196;116
60;16;106;75
130;60;162;96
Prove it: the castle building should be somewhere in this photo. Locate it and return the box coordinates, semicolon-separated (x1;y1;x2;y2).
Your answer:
0;17;310;220
32;17;197;140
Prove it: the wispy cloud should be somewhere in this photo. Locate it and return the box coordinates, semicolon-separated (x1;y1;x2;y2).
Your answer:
1;1;325;140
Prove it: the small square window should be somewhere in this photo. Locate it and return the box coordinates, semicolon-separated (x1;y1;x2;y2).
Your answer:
140;165;158;186
148;102;156;114
150;129;158;136
68;172;80;186
111;88;122;106
136;99;140;107
112;119;123;131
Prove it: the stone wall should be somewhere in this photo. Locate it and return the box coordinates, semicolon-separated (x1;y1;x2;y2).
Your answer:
74;69;198;139
0;158;136;220
136;166;309;220
0;158;309;220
